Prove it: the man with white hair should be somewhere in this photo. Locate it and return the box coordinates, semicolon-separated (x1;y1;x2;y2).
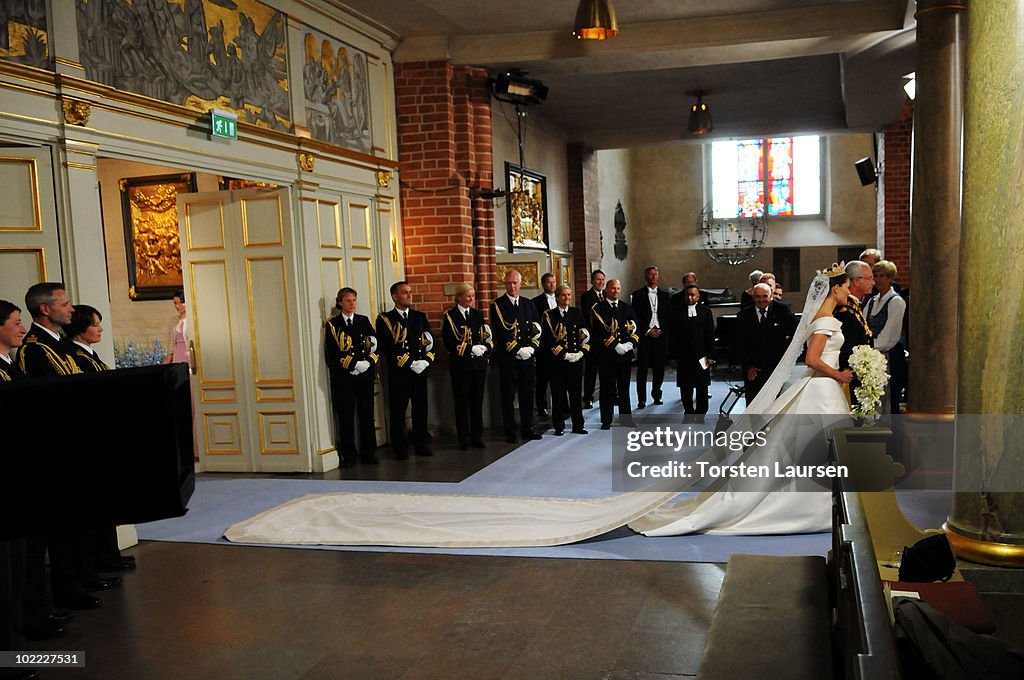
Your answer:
736;282;797;404
740;269;764;308
835;261;875;405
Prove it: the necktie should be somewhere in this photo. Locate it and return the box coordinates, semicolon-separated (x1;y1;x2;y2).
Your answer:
346;317;352;329
401;311;407;320
560;309;566;318
611;301;617;310
759;309;767;325
513;298;518;307
598;291;603;302
464;309;469;321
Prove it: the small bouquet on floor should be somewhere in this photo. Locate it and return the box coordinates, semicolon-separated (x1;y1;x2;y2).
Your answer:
849;345;890;419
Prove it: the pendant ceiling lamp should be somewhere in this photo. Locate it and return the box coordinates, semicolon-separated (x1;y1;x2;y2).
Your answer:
688;91;713;135
573;0;619;40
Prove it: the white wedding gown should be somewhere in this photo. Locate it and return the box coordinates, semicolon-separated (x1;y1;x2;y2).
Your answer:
225;315;851;546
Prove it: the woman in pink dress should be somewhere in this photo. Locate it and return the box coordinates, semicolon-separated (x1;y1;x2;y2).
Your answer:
166;290;190;367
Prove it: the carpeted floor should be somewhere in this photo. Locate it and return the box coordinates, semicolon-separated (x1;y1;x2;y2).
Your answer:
138;380;952;562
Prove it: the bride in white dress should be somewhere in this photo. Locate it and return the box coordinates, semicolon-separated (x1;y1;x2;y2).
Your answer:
225;268;855;546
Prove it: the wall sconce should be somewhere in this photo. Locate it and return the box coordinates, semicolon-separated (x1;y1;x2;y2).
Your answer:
573;0;619;40
688;91;713;135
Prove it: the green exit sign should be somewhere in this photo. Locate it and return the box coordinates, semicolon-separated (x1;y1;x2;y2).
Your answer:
210;109;238;140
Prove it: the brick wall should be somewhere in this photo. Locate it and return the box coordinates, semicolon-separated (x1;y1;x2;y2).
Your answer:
878;100;913;282
567;143;601;296
395;62;496;332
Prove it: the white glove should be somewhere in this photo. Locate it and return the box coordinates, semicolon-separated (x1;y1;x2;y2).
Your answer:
614;343;628;356
471;344;487;357
516;347;534;360
410;359;429;374
565;351;583;363
531;322;542;340
422;331;434;353
621;342;634;353
350;360;370;375
580;328;591;345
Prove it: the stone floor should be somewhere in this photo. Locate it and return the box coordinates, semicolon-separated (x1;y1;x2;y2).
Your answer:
21;408;1024;679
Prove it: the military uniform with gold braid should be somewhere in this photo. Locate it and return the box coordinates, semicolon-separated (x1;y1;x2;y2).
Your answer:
67;342;111;373
591;298;640;428
324;312;380;467
541;305;591;435
489;292;542;442
442;303;493;449
17;323;81;377
0;355;24;381
376;308;436;459
834;293;874;406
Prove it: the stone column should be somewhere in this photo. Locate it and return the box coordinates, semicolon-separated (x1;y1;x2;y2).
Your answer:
906;0;966;418
944;1;1024;566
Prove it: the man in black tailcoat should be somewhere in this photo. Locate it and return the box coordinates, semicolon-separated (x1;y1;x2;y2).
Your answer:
631;265;670;409
591;278;639;429
737;283;797;404
541;285;590;436
670;285;716;422
531;272;558;418
490;269;543;443
578;269;605;409
325;287;380;467
377;281;435;460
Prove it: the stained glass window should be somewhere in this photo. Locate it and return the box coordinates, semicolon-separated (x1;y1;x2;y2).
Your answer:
711;136;821;218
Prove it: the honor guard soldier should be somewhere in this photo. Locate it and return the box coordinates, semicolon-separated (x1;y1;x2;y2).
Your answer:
531;272;558;418
591;278;639;429
490;269;543;443
0;300;27;381
442;283;492;450
324;287;380;468
377;281;435;459
579;269;606;408
540;285;590;436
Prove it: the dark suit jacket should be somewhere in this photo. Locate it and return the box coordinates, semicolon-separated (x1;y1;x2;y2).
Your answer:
324;313;379;384
376;309;436;376
541;307;591;361
669;302;715;380
590;300;639;364
489;294;541;365
630;286;671;339
531;292;557;318
737;301;797;373
579;287;604;330
834;296;874;369
17;323;79;377
442;306;492;373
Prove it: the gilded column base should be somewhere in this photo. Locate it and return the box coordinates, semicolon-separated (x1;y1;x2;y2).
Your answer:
944;522;1024;567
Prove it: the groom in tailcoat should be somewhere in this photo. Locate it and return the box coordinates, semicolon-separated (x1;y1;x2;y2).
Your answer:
835;261;875;405
737;283;797;404
630;265;670;408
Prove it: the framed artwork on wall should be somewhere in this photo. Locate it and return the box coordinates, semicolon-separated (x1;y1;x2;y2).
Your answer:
505;162;549;253
120;173;197;301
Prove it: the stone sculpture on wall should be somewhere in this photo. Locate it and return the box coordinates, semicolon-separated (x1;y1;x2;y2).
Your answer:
301;26;371;154
76;0;291;131
0;0;49;69
613;201;627;261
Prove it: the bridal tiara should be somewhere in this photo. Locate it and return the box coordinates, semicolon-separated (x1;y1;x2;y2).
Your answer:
816;262;846;278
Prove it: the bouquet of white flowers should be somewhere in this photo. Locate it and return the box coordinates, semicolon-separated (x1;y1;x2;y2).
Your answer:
849;345;890;418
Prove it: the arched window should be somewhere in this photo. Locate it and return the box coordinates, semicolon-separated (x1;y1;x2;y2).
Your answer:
711;136;822;218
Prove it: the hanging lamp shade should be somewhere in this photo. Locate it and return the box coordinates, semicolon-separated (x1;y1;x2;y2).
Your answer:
688;92;713;135
573;0;619;40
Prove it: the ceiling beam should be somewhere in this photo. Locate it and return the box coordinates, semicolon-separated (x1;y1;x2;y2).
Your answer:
394;1;905;66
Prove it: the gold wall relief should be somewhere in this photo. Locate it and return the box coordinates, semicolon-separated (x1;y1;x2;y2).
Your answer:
120;173;197;300
62;99;90;126
505;163;549;253
299;152;315;172
376;170;392;188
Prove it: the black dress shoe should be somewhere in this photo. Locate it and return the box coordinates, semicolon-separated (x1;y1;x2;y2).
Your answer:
54;592;101;610
636;402;646;409
505;433;519;444
83;576;121;591
571;428;589;435
523;431;543;440
24;620;66;641
48;609;74;624
584;400;594;409
553;430;564;436
360;453;380;465
471;440;486;448
600;423;611;430
98;556;137;572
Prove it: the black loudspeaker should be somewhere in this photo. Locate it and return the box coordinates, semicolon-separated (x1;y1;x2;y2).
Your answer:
854;157;877;186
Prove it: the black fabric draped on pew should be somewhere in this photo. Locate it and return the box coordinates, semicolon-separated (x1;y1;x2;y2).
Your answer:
0;363;195;538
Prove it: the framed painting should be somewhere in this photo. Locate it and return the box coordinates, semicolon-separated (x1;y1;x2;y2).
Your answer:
120;173;197;301
505;162;549;252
